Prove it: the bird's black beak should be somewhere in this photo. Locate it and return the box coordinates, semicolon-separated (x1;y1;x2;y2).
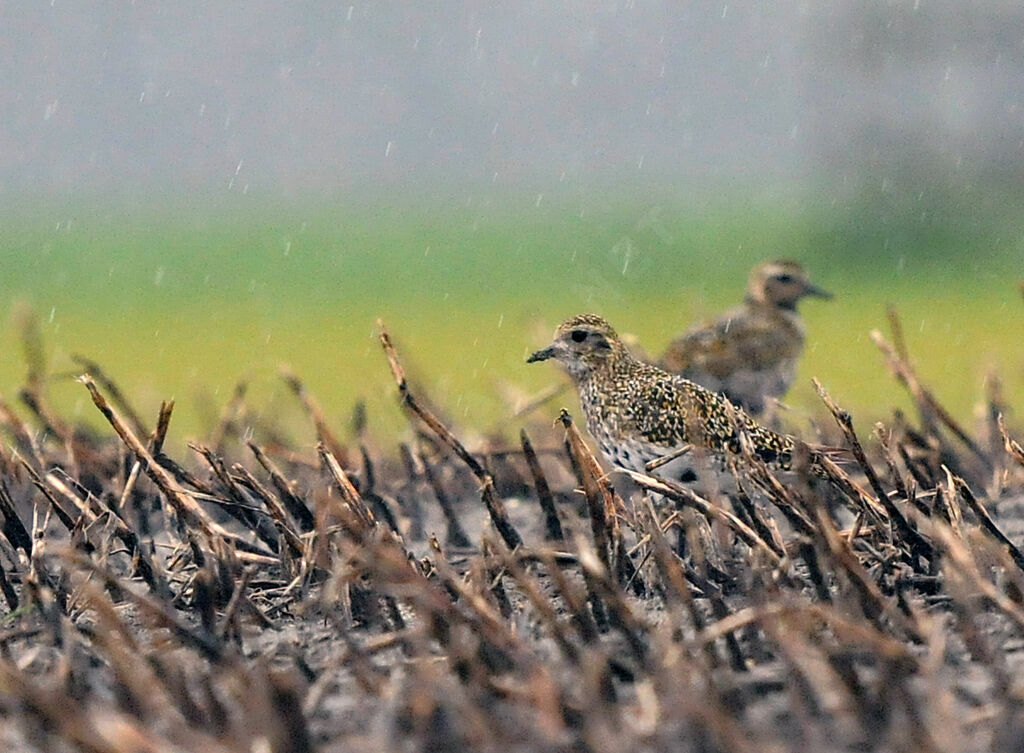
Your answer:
527;345;556;363
803;283;833;300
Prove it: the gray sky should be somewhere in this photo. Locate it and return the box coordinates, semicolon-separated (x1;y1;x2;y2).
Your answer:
2;1;1022;199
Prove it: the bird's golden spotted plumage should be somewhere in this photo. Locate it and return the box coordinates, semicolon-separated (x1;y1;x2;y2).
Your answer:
528;313;800;483
660;260;831;414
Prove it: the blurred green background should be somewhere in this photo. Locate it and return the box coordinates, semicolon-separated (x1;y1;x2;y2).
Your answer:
1;181;1020;449
4;4;1023;450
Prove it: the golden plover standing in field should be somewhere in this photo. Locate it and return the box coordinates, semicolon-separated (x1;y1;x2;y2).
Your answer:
528;313;809;487
659;260;831;414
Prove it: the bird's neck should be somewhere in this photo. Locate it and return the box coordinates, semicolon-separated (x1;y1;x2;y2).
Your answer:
745;294;800;314
575;354;639;413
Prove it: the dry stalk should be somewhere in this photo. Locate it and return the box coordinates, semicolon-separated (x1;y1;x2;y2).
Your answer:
378;320;522;550
813;379;933;560
520;428;564;541
622;469;783;562
231;463;306;560
559;409;620;570
318;441;376;532
70;353;148;439
418;447;472;547
871;327;991;469
248;441;316;531
947;470;1024;573
208;379;248;451
997;414;1024;469
279;365;350;466
79;374;275;566
0;396;42;469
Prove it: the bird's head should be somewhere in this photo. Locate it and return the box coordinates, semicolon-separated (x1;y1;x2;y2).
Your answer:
527;313;626;379
748;260;832;310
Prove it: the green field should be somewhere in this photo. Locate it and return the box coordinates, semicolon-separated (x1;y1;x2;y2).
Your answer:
1;184;1021;449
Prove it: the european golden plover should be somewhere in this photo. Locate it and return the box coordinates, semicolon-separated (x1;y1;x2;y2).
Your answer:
660;260;831;414
528;313;812;486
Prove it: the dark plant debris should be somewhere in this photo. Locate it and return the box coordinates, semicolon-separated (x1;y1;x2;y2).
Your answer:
0;310;1022;752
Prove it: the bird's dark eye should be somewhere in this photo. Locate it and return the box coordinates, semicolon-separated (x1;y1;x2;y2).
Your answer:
774;274;795;283
570;329;588;343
